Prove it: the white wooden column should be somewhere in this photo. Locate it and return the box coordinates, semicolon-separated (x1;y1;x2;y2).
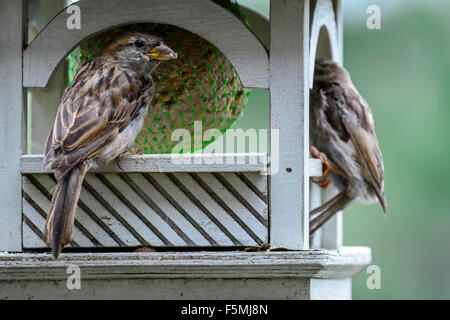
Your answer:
269;0;310;249
320;0;344;249
0;0;26;251
28;0;68;154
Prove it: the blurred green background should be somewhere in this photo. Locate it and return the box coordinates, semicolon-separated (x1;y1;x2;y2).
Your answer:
234;0;450;299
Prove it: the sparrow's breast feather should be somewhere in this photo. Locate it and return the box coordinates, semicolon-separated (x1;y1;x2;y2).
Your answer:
96;104;149;163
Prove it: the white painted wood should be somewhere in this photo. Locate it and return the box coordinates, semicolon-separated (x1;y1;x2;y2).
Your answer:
127;173;208;246
147;172;234;246
309;0;340;84
309;0;344;249
0;277;311;300
94;173;182;247
309;181;323;249
29;174;119;247
29;67;67;154
23;0;268;89
77;176;141;246
28;0;68;154
173;173;256;246
22;223;45;249
84;174;171;246
23;177;95;248
23;171;269;249
219;172;268;221
334;0;344;66
241;172;268;199
321;186;344;249
239;5;270;49
194;173;267;243
269;0;310;249
309;158;323;178
0;0;26;251
310;278;352;300
22;185;51;246
20;154;267;173
0;246;372;280
21;154;322;176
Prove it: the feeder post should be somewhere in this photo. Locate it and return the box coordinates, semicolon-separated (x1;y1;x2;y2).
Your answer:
0;0;27;251
320;0;344;249
269;0;310;249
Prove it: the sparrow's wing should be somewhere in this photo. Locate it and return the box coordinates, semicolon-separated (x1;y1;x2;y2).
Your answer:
44;60;146;179
321;82;387;212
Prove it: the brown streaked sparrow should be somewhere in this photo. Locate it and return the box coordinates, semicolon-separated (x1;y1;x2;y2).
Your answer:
309;59;387;236
43;31;177;259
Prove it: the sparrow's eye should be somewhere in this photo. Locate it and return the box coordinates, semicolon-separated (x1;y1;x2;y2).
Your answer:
134;40;144;48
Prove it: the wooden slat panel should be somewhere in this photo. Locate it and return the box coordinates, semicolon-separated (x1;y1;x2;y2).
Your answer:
22;223;45;248
146;173;216;246
32;174;118;247
78;176;141;247
162;173;235;246
119;173;190;246
127;173;203;246
170;173;258;246
100;174;169;246
149;173;237;246
22;172;268;249
193;173;266;243
23;175;97;248
83;174;167;246
217;172;268;222
239;172;268;203
22;200;47;248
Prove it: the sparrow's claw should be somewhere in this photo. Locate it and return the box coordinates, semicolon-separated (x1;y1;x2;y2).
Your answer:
318;178;331;188
127;147;144;155
115;147;144;170
245;242;271;252
116;154;124;170
310;146;348;186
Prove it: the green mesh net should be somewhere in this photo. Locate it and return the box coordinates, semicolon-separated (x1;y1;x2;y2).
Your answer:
67;0;252;154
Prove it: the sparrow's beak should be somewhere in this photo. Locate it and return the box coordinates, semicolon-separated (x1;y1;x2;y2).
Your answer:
146;45;177;60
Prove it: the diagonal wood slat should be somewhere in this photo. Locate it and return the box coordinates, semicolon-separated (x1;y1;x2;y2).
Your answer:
22;172;268;249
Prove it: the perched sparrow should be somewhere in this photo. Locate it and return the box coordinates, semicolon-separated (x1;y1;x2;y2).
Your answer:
309;59;387;235
43;32;177;259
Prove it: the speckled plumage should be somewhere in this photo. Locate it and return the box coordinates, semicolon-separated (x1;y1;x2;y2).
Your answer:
310;59;386;235
43;32;176;259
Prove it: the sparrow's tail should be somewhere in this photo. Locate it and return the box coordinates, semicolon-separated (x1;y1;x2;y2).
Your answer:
309;190;353;237
44;161;90;260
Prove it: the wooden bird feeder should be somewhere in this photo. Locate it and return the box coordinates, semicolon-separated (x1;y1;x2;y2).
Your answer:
0;0;371;299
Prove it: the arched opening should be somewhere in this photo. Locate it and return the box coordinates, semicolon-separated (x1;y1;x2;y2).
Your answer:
23;0;268;89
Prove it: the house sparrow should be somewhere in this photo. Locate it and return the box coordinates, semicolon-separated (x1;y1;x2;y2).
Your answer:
309;59;387;235
42;31;177;259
